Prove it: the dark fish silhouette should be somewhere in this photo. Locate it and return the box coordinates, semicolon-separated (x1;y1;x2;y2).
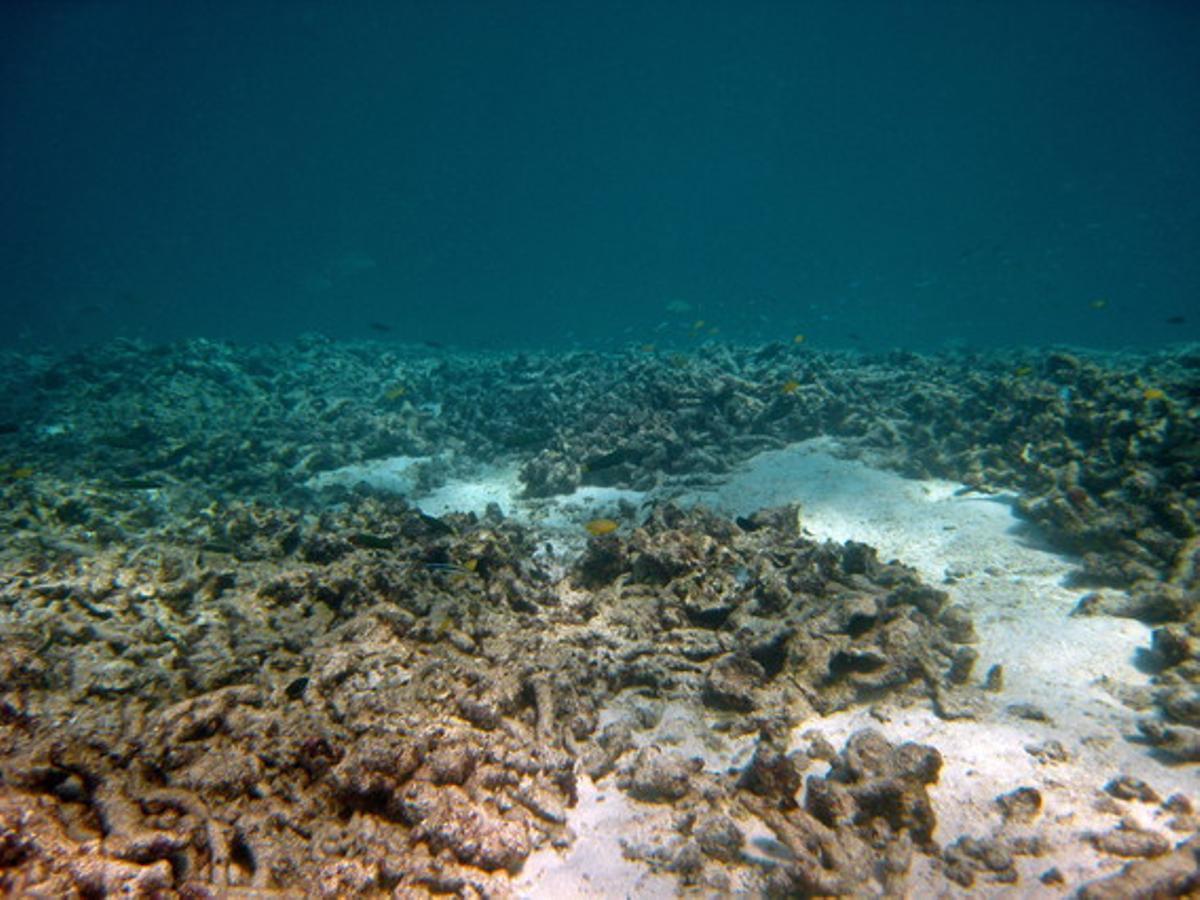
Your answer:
368;321;393;333
1166;315;1186;325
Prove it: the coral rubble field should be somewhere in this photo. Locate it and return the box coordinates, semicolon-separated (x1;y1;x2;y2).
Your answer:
0;336;1196;897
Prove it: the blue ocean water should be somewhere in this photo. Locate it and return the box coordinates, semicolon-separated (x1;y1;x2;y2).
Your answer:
1;0;1197;352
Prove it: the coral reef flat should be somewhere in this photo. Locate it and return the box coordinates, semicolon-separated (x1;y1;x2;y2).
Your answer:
0;336;1197;896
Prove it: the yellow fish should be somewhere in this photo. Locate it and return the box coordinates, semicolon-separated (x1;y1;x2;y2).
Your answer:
1090;298;1108;310
584;518;619;536
1013;365;1034;378
1143;388;1166;401
781;379;801;395
792;333;806;344
383;383;408;401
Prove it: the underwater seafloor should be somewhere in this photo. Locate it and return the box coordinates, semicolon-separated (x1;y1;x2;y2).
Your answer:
0;335;1197;898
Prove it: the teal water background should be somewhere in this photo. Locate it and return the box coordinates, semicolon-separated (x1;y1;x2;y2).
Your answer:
2;0;1197;351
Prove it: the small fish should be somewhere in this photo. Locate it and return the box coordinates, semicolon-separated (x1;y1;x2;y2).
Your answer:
423;561;476;575
780;379;801;395
383;384;407;401
1143;388;1166;401
640;343;656;353
792;334;806;344
1090;298;1108;310
1166;315;1186;325
749;835;796;863
584;518;619;536
1013;365;1034;378
112;477;161;490
691;319;706;331
368;321;393;333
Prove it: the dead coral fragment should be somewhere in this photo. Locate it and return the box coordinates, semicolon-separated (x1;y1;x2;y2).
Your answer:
407;784;532;872
805;729;942;846
996;786;1042;824
1087;822;1171;859
1138;719;1200;762
618;747;702;803
742;729;943;897
1076;835;1200;899
702;653;766;711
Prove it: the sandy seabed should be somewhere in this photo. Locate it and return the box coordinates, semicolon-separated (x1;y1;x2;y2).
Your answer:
0;337;1196;897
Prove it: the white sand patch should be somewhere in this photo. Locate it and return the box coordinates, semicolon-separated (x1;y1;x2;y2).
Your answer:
417;461;524;517
313;454;650;561
514;777;677;900
305;454;435;494
420;466;647;560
